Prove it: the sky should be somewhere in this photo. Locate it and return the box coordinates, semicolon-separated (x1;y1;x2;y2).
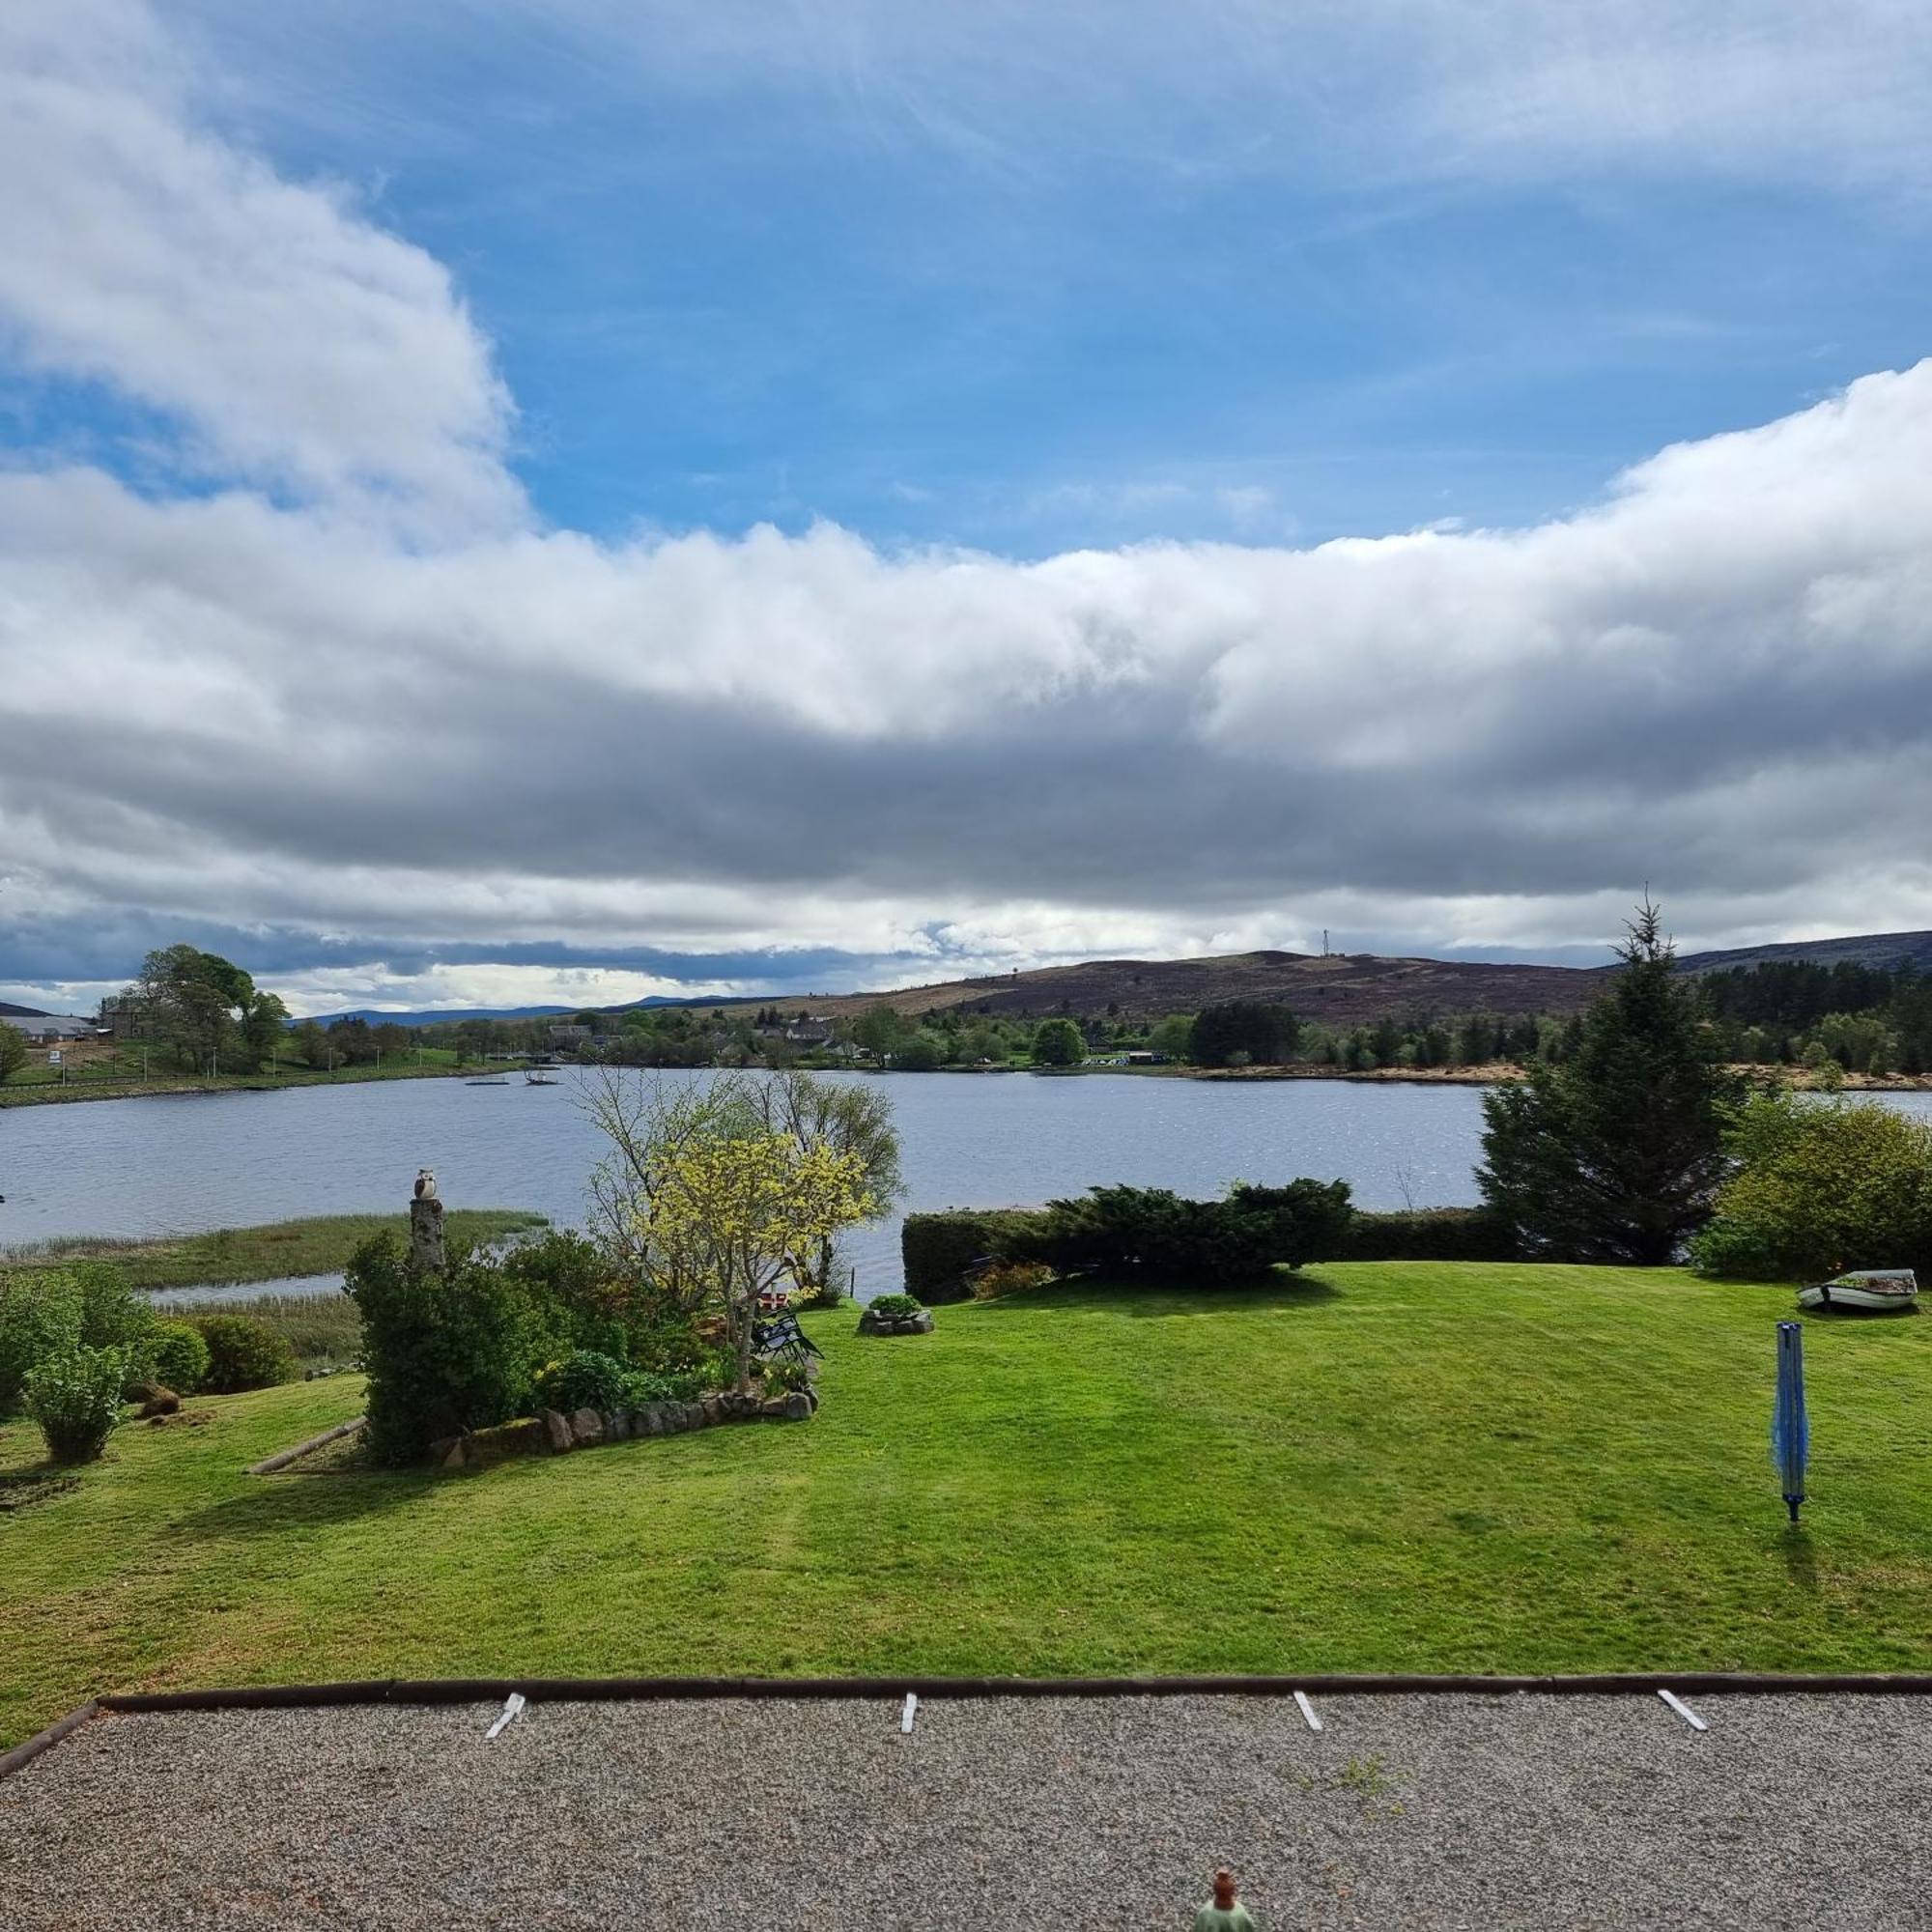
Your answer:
3;1;1932;1016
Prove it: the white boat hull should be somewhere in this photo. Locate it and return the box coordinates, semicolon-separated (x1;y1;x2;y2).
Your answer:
1799;1270;1918;1313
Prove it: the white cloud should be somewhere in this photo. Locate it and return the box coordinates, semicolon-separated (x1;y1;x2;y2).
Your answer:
0;0;518;531
5;359;1932;1004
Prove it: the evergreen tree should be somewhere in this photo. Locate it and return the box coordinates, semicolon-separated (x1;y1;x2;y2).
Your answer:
1477;901;1738;1263
1189;1000;1299;1067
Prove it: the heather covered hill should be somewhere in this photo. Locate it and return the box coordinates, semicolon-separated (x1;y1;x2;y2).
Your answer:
806;950;1612;1030
1675;930;1932;977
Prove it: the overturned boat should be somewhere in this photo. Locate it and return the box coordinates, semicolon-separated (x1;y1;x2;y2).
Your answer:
1798;1269;1918;1313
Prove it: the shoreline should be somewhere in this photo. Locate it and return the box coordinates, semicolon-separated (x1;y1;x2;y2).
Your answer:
6;1059;1930;1110
0;1061;516;1110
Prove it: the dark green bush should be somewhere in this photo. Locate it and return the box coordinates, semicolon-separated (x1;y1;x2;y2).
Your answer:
1011;1179;1355;1282
346;1236;545;1464
533;1349;630;1413
189;1313;298;1395
23;1344;128;1463
867;1292;924;1318
500;1231;633;1358
149;1320;212;1395
0;1269;84;1414
1327;1207;1520;1263
901;1209;1050;1302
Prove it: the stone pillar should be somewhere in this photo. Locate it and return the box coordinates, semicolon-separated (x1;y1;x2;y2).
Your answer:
410;1168;445;1270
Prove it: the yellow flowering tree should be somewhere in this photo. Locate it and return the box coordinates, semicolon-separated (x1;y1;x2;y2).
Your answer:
584;1067;900;1314
640;1128;874;1392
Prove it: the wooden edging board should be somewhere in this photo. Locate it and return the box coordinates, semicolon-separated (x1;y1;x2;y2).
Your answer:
246;1417;366;1476
10;1671;1932;1781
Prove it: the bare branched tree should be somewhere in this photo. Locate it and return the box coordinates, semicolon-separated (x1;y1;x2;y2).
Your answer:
579;1065;904;1308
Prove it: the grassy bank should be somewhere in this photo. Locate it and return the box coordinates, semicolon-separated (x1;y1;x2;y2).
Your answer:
3;1260;1929;1746
0;1210;551;1291
0;1055;532;1108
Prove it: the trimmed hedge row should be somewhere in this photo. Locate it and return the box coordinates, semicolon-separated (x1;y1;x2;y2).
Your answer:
900;1199;1519;1293
901;1209;1051;1302
1330;1207;1520;1263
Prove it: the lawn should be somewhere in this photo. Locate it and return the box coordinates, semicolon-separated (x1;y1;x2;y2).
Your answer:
0;1210;550;1290
3;1261;1930;1747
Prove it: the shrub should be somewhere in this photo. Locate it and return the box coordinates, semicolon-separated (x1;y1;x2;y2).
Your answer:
1691;1093;1932;1282
149;1320;212;1395
208;1292;360;1372
1012;1179;1354;1283
972;1260;1055;1299
500;1231;633;1359
901;1209;1050;1302
619;1365;705;1405
1329;1207;1520;1264
628;1319;730;1390
867;1293;925;1318
190;1313;298;1395
71;1262;157;1383
23;1345;128;1463
0;1269;84;1414
347;1235;545;1464
534;1349;630;1413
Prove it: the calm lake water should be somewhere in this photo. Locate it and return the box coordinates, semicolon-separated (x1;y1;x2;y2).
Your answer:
5;1072;1931;1293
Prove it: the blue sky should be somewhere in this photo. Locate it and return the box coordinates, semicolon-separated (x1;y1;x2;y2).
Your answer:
173;5;1930;552
4;1;1932;1014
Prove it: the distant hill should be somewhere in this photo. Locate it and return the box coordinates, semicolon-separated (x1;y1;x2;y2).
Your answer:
300;995;761;1027
0;1001;52;1018
762;950;1614;1031
1676;930;1932;976
300;1004;580;1027
291;929;1932;1032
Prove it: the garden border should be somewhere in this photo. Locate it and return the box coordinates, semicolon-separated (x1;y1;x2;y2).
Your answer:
12;1670;1932;1782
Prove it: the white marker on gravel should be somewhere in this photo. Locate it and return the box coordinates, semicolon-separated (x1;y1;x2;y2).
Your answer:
1657;1689;1708;1732
1293;1690;1323;1733
485;1692;526;1741
900;1693;919;1734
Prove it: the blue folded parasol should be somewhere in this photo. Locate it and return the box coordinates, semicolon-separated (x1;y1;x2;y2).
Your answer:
1772;1320;1808;1523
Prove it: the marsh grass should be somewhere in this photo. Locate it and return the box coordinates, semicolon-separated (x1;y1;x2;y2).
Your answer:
0;1209;549;1291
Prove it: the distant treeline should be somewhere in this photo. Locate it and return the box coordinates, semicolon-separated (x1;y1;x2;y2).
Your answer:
1698;960;1932;1075
347;957;1932;1078
87;948;1932;1083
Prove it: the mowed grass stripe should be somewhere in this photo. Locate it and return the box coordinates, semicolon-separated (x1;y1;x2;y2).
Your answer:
4;1262;1930;1746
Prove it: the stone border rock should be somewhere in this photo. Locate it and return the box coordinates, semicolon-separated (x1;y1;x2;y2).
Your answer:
433;1389;816;1472
857;1309;934;1337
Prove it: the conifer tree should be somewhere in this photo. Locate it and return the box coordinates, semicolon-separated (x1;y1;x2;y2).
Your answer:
1478;900;1737;1263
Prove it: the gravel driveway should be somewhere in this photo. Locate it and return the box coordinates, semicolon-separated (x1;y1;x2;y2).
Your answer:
3;1692;1928;1929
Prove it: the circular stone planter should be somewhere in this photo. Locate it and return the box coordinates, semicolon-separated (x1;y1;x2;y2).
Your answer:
857;1308;935;1336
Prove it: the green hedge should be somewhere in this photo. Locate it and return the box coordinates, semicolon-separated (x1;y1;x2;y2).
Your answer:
1327;1207;1520;1264
904;1200;1517;1293
1009;1181;1354;1282
901;1209;1049;1302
